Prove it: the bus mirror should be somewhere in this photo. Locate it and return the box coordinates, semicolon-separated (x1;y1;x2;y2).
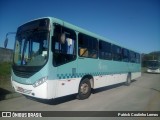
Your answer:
4;37;8;48
4;32;16;48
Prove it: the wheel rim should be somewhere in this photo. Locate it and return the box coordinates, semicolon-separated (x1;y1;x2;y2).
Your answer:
80;83;89;95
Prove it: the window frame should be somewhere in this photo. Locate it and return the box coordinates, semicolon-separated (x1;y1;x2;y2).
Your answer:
112;44;122;61
129;51;136;63
78;33;98;59
99;40;112;60
122;48;129;62
52;24;77;67
135;53;140;63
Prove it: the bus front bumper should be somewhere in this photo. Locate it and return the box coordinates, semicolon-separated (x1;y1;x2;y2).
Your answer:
147;69;160;73
11;78;56;99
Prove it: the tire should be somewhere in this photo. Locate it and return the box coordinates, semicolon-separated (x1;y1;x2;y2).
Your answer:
125;73;131;86
77;78;91;100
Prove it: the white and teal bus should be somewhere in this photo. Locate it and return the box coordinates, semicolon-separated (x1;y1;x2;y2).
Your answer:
10;17;141;100
147;60;160;73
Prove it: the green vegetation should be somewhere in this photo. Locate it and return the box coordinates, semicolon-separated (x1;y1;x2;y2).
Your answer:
141;67;147;73
0;62;12;79
0;62;13;93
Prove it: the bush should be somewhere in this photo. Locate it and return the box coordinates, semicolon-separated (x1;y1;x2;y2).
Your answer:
0;62;12;79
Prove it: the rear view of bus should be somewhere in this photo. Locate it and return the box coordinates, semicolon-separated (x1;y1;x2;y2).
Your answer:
147;60;160;73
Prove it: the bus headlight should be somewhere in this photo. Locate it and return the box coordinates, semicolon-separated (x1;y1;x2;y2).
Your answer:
33;76;48;88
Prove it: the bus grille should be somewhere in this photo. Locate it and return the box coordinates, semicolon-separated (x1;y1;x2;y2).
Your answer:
13;70;35;78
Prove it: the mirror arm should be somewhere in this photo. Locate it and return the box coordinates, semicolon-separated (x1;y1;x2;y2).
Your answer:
6;32;16;38
4;32;16;48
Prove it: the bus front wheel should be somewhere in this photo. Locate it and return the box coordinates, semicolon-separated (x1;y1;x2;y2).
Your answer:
77;78;91;100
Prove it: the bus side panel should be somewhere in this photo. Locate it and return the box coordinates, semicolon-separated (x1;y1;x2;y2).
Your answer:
55;78;81;98
93;60;128;88
129;63;141;80
47;80;58;99
93;73;127;89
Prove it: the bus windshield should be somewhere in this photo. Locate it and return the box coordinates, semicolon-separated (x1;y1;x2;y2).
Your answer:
148;61;159;68
14;30;49;66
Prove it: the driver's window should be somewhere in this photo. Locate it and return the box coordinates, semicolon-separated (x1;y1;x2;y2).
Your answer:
53;25;76;66
54;25;76;55
32;42;40;57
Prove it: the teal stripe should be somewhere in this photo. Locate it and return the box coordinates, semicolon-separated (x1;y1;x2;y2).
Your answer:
57;71;140;79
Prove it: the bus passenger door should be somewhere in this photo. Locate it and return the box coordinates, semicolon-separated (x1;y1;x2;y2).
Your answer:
52;24;78;97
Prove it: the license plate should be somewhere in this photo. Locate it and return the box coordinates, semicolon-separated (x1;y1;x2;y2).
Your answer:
17;87;32;94
17;87;24;93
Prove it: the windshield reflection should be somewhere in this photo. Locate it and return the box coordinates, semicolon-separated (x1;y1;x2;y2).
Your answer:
14;31;49;66
148;61;159;68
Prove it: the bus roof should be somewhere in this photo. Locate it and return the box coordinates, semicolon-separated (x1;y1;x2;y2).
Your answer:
19;17;141;54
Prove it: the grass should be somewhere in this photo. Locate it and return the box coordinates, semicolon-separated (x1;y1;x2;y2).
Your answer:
141;67;147;73
0;62;13;92
0;62;12;80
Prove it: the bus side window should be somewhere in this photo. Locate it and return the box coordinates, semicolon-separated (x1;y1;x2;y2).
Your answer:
136;53;140;63
78;34;89;57
99;40;112;60
129;51;136;63
122;48;129;62
78;33;98;58
52;25;76;66
112;45;122;61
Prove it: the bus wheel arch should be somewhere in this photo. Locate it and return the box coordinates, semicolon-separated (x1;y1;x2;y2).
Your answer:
77;74;94;100
81;74;94;88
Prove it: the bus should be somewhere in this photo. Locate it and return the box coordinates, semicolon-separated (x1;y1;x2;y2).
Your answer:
147;60;160;73
10;17;141;100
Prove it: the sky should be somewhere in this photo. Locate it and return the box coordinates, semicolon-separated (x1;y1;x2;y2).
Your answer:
0;0;160;53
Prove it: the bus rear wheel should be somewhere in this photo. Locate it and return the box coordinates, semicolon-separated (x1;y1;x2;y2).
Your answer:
77;78;91;100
